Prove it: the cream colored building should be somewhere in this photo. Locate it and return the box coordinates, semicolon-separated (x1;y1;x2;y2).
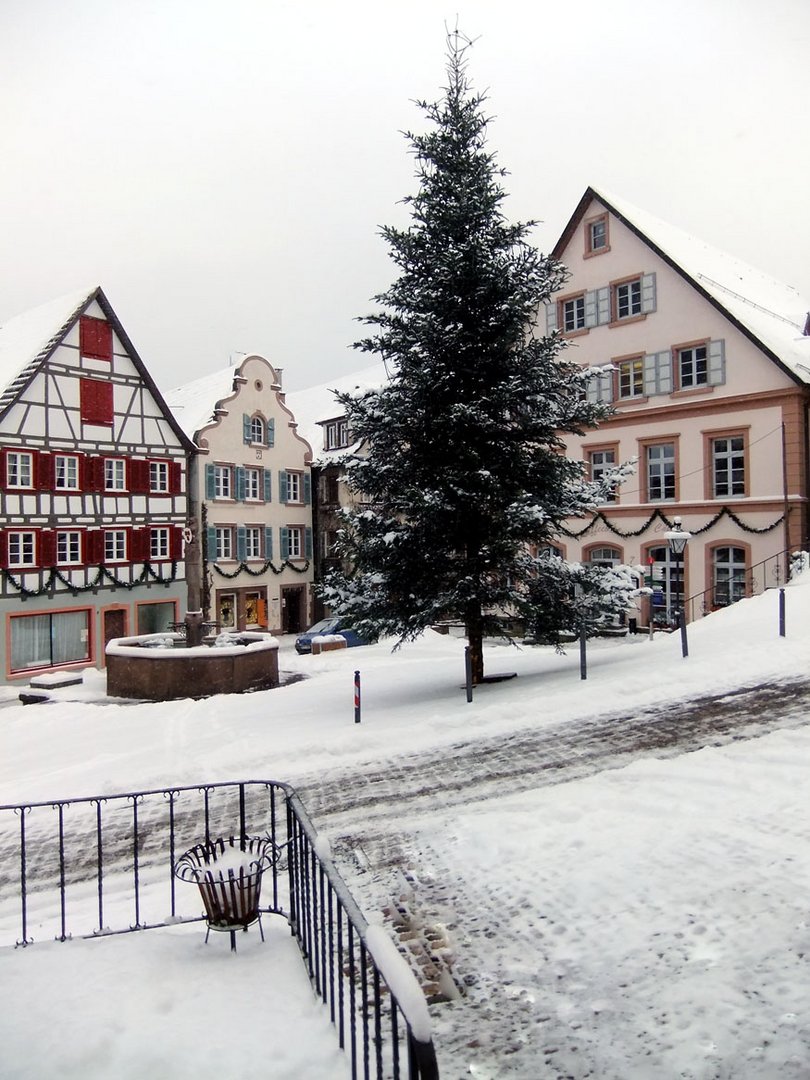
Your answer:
550;188;810;626
168;355;314;634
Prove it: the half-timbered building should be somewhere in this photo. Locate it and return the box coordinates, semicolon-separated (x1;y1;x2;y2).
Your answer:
168;355;315;635
0;286;194;683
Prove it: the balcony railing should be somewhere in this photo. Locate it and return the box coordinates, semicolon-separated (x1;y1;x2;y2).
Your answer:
0;780;439;1080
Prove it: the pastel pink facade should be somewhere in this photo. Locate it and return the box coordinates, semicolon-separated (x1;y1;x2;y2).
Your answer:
552;189;810;625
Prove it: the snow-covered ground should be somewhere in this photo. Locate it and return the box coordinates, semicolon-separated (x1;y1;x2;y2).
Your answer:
2;578;810;1077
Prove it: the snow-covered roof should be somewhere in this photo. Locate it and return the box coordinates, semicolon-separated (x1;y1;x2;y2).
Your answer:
0;286;97;396
166;363;245;442
285;359;390;463
561;187;810;384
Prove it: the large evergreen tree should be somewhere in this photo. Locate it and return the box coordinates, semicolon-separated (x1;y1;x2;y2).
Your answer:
321;34;629;683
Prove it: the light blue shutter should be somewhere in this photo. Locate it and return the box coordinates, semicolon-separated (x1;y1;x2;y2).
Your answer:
264;527;273;561
596;287;611;325
235;466;246;501
205;464;216;499
586;368;613;404
263;469;272;502
708;339;726;385
584;290;599;328
303;472;311;505
236;526;247;561
305;527;313;560
280;527;290;560
279;470;288;503
243;415;252;444
545;301;558;333
641;273;657;314
644;351;672;395
267;418;275;447
206;526;217;561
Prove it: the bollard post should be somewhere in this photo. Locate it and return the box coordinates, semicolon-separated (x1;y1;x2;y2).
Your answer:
354;670;361;723
779;587;786;638
464;646;473;703
579;621;587;680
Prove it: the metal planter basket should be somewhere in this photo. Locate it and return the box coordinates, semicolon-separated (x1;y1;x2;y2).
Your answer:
175;835;277;951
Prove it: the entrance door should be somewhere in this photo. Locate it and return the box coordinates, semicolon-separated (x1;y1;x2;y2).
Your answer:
647;546;683;626
103;609;127;655
281;586;305;633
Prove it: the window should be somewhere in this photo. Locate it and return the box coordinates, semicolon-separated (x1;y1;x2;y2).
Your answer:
646;443;676;501
149;461;169;493
8;531;36;567
137;602;176;634
104;530;126;563
215;526;233;561
105;458;126;491
150;527;170;560
10;609;90;672
54;455;79;490
80;379;114;425
615;279;642;320
250;416;265;444
325;419;349;450
245;526;262;559
245;467;261;501
646;546;683;626
79;316;113;362
323;530;339;557
712;436;745;497
678;344;708;388
586;215;609;255
713;546;747;606
6;451;33;488
562;295;586;333
589;448;617;502
287;525;303;558
618;358;645;399
287;471;301;504
214;465;232;499
57;531;82;565
588;546;621;567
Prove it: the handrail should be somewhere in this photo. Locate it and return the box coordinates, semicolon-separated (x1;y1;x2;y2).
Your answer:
683;547;794;624
0;779;439;1080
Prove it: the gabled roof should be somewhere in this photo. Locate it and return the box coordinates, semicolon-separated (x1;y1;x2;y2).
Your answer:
555;187;810;386
0;286;195;450
285;360;389;464
166;363;246;442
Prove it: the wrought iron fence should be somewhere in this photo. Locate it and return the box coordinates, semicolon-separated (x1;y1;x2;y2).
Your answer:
684;547;795;624
0;780;439;1080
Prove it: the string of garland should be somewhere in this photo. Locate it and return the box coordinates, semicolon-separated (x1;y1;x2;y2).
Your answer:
558;505;784;540
2;561;179;599
213;558;311;579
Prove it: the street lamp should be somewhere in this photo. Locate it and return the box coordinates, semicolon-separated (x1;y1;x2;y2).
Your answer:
665;516;691;658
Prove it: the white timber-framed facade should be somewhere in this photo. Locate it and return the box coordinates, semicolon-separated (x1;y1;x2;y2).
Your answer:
0;287;194;683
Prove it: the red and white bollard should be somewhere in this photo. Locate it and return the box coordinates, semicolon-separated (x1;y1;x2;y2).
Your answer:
354;670;361;724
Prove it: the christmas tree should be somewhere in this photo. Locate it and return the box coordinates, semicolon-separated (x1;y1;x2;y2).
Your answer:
321;33;631;682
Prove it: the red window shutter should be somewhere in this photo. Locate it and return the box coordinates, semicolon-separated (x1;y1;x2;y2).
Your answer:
76;452;87;491
40;530;56;567
37;452;52;491
80;316;113;362
80;379;114;425
87;530;103;565
129;460;149;494
85;456;102;492
130;527;148;562
0;531;7;568
171;525;183;561
170;461;182;494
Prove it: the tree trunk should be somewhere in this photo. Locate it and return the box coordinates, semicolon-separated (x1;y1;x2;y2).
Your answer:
466;607;485;685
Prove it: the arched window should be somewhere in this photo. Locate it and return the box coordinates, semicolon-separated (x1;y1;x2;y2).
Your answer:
250;415;265;444
713;546;747;607
587;546;621;568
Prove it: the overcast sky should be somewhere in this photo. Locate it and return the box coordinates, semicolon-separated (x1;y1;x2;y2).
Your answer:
3;0;809;394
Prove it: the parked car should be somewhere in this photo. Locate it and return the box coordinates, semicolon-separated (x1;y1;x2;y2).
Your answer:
294;618;369;654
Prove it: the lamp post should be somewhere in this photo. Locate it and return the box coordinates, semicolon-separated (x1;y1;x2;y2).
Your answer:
664;516;691;658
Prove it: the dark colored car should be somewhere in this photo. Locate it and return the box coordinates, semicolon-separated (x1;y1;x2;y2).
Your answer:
294;618;369;655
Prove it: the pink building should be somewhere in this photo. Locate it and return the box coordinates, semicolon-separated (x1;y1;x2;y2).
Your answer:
551;188;810;626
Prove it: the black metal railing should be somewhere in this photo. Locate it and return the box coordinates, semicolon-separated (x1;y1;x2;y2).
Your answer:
684;547;794;624
0;780;439;1080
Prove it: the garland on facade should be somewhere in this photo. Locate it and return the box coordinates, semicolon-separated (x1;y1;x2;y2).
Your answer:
213;558;311;579
2;561;179;600
558;505;785;541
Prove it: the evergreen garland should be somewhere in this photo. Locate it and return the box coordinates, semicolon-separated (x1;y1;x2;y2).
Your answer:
213;558;311;579
559;505;784;541
3;561;179;600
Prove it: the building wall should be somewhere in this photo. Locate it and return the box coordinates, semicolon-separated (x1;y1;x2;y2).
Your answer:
193;355;314;635
554;199;808;625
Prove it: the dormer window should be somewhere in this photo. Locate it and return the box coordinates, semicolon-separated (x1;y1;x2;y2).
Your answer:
585;214;609;256
324;418;349;450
